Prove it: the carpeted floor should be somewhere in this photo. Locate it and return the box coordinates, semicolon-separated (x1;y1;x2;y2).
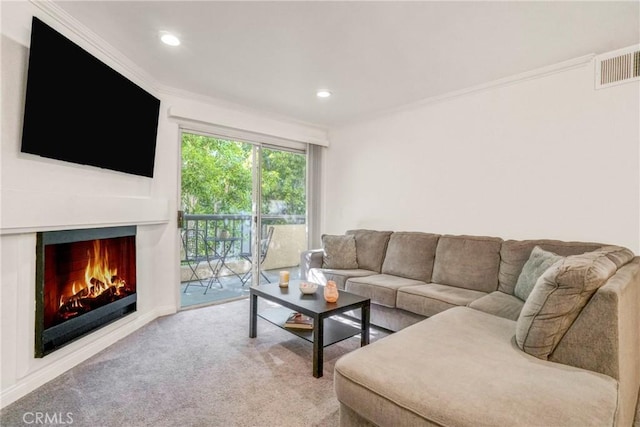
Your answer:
1;298;388;427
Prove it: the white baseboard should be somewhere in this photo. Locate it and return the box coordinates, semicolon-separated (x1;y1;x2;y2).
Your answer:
0;305;176;409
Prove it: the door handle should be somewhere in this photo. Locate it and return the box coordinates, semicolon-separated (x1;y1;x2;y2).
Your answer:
177;210;184;229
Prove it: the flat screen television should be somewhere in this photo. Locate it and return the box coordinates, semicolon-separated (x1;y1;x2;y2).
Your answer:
21;17;161;178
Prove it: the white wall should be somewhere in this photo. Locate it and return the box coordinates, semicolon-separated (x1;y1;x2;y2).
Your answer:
0;25;179;408
325;61;640;253
0;3;326;408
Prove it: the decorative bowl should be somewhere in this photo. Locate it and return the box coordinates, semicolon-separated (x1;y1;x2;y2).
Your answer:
299;282;319;295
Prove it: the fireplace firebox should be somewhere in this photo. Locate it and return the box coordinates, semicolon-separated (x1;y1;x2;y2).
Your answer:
35;226;137;357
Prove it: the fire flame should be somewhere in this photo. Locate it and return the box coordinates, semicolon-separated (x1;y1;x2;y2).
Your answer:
58;240;127;311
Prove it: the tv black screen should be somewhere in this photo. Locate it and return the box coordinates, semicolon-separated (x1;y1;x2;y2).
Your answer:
21;17;161;178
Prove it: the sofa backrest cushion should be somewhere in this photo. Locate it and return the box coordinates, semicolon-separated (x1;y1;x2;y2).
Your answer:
431;235;502;293
499;239;603;295
346;229;393;272
321;234;358;269
515;245;634;360
381;232;440;282
513;246;564;301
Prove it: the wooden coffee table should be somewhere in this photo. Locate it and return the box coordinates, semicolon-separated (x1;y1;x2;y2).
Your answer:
249;280;371;378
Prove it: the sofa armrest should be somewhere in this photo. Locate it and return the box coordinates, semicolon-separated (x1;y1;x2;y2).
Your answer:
300;249;323;280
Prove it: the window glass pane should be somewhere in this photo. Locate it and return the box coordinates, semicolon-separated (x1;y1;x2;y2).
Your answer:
260;147;307;282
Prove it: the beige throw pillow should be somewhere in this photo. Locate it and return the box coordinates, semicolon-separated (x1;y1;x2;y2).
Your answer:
321;234;358;269
515;245;634;359
513;246;564;301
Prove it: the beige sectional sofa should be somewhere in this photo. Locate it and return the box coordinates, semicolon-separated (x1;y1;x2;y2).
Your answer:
299;229;640;426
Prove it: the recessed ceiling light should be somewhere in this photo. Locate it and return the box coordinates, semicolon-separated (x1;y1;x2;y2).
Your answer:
160;32;180;46
316;90;332;98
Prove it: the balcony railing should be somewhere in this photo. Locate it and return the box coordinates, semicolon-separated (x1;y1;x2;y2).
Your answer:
181;213;305;264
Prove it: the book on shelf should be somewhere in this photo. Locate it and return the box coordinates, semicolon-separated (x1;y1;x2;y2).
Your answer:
284;312;313;330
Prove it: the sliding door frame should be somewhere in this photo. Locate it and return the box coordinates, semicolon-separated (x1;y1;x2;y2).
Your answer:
179;125;312;292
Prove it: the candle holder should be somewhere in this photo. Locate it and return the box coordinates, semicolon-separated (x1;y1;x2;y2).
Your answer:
279;271;290;288
324;280;339;303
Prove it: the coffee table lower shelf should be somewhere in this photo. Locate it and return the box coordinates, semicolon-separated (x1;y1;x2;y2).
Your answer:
259;306;361;347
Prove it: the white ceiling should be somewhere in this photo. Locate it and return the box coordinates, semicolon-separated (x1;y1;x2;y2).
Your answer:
47;1;640;127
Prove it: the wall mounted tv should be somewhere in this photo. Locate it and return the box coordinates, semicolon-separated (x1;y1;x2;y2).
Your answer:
21;17;161;178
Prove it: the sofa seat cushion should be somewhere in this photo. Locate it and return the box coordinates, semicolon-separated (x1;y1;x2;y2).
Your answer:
334;307;618;427
307;267;376;289
432;234;502;293
467;291;524;321
345;274;426;308
396;283;487;317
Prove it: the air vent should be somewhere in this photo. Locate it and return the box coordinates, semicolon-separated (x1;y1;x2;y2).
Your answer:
595;45;640;89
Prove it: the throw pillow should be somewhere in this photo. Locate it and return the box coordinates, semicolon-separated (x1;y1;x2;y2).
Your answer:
515;245;634;360
321;234;358;269
513;246;564;301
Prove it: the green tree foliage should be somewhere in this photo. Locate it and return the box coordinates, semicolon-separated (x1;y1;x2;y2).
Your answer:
181;134;306;216
181;134;252;214
261;148;306;215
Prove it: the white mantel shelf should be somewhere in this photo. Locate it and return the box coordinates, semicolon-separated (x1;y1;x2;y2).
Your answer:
0;189;170;235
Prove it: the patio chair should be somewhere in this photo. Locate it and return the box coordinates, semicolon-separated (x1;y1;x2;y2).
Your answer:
181;228;221;293
239;226;274;286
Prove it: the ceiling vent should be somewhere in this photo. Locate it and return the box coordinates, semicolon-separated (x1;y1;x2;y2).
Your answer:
595;45;640;89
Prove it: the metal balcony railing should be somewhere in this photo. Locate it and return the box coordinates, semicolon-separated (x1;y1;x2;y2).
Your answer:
181;213;305;263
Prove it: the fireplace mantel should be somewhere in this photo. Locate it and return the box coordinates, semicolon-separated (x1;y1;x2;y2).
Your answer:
0;189;170;235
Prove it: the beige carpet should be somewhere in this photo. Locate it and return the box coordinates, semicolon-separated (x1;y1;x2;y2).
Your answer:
1;298;388;427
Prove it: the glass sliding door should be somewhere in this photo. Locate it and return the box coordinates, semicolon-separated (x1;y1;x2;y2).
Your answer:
179;132;307;308
257;146;307;285
180;133;253;308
